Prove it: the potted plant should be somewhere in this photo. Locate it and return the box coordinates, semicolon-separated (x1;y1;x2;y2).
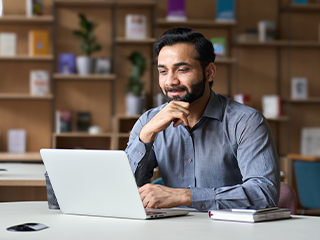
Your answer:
73;13;101;75
125;52;146;116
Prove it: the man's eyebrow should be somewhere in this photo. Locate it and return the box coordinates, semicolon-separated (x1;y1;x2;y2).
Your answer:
157;62;191;68
174;62;191;67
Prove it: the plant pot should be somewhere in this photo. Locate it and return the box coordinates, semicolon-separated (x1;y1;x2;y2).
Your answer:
76;56;92;75
125;92;145;116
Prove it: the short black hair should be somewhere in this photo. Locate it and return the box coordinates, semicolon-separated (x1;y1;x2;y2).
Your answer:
154;27;215;87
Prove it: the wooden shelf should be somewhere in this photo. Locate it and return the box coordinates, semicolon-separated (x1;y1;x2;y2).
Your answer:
157;18;237;28
0;152;42;162
0;15;53;23
53;73;116;81
0;93;53;100
237;40;289;47
215;58;237;64
55;0;114;7
284;98;320;103
53;132;114;138
287;154;320;162
115;37;156;44
0;55;54;61
266;116;289;122
286;3;320;13
237;40;320;48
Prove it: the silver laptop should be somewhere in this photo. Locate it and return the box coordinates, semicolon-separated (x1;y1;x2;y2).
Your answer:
40;149;189;220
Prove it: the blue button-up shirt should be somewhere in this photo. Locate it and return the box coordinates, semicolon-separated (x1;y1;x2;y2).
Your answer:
126;90;280;211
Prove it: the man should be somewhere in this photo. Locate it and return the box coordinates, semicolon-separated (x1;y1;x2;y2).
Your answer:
125;27;280;211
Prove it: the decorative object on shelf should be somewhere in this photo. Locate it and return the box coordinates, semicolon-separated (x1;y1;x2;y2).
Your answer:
291;77;308;99
292;0;308;4
125;14;147;39
262;95;281;118
56;110;72;133
125;52;146;116
58;53;76;74
73;13;101;75
7;129;26;153
234;94;251;106
301;128;320;156
237;29;258;41
166;0;186;21
258;21;276;42
76;112;91;132
216;0;235;22
211;37;227;58
26;0;43;17
0;32;16;56
88;125;102;135
28;30;50;56
94;57;111;74
29;70;49;96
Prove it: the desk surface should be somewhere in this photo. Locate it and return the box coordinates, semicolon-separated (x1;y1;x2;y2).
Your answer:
0;163;46;186
1;202;320;240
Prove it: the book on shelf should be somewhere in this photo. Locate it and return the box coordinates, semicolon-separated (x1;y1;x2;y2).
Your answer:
166;0;187;21
211;37;227;58
76;112;91;132
291;77;308;99
0;33;17;56
216;0;235;22
29;30;50;56
56;110;72;133
209;207;291;223
26;0;44;17
125;14;147;40
7;129;26;153
234;94;251;106
58;53;76;75
301;128;320;156
262;95;281;118
30;70;50;96
258;21;276;42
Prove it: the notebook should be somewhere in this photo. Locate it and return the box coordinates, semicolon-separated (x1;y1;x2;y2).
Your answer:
40;149;189;220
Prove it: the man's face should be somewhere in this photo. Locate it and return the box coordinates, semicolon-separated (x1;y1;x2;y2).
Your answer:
158;43;206;103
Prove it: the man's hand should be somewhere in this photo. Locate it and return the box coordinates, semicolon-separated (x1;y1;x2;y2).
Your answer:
139;183;192;209
139;101;190;143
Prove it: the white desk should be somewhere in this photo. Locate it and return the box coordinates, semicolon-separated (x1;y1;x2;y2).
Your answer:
0;202;320;240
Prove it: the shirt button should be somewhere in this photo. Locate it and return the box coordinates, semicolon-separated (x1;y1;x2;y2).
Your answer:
138;151;143;156
188;185;191;188
202;205;206;210
188;158;192;163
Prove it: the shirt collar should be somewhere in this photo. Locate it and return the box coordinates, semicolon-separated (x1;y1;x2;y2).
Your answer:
202;90;225;122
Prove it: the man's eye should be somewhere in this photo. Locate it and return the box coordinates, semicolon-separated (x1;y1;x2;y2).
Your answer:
179;68;188;72
159;70;167;74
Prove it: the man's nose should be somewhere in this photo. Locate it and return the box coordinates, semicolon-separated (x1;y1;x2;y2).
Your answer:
165;71;179;86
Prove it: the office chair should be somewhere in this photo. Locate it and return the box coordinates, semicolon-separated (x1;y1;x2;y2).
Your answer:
151;177;164;185
278;182;297;215
293;160;320;215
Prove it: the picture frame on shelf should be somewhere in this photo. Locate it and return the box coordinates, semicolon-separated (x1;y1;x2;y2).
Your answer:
291;77;308;99
301;128;320;156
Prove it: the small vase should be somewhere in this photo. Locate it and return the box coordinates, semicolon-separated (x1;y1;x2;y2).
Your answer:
76;56;92;75
125;92;144;116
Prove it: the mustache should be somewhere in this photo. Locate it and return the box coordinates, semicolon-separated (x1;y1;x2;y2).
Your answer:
164;86;188;92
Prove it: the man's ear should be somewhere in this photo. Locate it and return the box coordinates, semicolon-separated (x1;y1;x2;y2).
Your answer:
205;62;216;83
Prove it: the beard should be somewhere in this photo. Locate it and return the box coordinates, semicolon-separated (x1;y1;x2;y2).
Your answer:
161;72;206;104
